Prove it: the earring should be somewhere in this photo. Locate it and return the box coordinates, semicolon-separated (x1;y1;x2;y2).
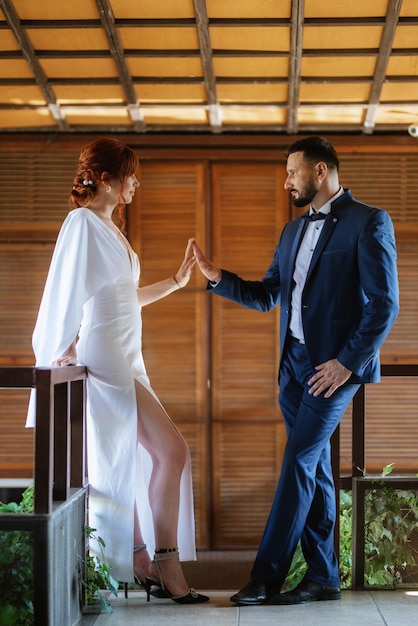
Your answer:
106;186;111;193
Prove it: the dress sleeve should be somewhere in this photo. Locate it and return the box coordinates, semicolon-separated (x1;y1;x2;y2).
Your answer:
32;209;109;365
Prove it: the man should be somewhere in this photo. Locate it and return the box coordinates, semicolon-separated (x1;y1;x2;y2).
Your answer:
192;136;399;605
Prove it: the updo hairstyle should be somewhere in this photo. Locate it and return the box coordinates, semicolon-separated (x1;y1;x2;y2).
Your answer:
70;138;139;231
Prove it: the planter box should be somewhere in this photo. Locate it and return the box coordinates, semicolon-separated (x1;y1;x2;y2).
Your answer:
0;366;89;624
0;487;86;625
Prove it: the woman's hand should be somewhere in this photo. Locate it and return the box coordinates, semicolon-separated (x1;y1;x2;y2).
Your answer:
191;239;222;283
173;238;197;288
52;340;77;366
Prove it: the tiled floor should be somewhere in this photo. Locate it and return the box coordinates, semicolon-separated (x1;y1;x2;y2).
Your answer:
82;589;418;626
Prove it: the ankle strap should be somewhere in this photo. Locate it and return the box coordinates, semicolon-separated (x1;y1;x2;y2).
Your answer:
155;547;178;554
133;543;147;553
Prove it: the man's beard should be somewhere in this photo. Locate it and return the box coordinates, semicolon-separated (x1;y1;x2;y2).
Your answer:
291;177;317;207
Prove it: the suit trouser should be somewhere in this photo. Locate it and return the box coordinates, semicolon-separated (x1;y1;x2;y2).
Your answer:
251;338;360;588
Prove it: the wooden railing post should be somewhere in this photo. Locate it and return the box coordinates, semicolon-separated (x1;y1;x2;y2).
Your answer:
34;368;54;514
352;385;365;478
332;363;418;588
70;378;86;489
0;365;88;513
53;382;70;502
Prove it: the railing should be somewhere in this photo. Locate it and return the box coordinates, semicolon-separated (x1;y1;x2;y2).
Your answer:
0;365;88;513
2;364;417;588
332;363;418;588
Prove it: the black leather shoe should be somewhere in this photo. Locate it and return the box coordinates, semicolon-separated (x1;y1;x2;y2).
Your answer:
270;579;341;605
230;579;277;605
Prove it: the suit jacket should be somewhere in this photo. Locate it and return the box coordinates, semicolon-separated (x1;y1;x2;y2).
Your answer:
209;189;399;384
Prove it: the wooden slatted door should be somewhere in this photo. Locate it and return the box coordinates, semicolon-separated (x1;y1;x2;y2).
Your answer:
129;161;209;547
1;144;417;546
210;162;288;547
338;153;418;475
0;148;79;478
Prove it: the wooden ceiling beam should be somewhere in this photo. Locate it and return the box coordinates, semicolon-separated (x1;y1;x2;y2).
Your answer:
15;16;418;28
287;0;304;134
14;46;418;61
0;122;408;135
95;0;144;132
0;0;69;131
363;0;403;134
1;99;416;112
193;0;221;133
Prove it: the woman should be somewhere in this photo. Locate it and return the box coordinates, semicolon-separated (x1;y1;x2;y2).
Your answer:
27;138;208;604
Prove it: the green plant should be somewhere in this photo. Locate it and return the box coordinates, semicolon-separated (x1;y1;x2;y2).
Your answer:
363;466;418;587
81;526;119;613
0;484;35;626
283;542;306;590
0;484;118;623
284;490;353;592
339;488;353;588
285;465;418;590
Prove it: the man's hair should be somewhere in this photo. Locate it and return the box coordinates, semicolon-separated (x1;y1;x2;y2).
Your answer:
285;136;339;172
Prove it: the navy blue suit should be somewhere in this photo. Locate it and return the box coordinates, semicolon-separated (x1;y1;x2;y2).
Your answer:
209;189;399;588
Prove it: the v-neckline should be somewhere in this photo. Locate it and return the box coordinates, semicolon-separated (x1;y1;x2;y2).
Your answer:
87;208;133;268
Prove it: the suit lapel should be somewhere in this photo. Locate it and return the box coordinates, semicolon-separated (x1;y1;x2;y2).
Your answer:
306;213;338;280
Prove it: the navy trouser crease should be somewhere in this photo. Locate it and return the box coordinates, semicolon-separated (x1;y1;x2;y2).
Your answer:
250;339;360;588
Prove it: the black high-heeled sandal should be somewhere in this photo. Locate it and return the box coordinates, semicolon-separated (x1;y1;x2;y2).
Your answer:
123;544;168;601
147;547;209;604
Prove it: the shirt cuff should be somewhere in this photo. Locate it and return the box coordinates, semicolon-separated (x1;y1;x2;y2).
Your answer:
209;273;222;287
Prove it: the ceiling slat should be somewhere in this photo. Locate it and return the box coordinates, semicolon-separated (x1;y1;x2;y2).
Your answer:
287;0;304;134
95;0;144;131
0;0;418;135
363;0;403;134
193;0;220;132
1;0;68;130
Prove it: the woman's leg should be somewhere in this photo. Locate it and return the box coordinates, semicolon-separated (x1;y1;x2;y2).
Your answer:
134;381;191;596
132;501;151;581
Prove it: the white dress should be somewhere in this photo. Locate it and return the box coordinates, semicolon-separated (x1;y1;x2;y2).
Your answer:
27;207;196;582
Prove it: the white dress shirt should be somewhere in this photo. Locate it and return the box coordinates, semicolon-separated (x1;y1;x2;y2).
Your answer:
289;187;344;342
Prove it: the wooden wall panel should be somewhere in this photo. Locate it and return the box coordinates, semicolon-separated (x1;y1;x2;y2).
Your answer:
337;153;418;476
0;137;417;551
210;162;288;546
0;149;78;224
128;161;210;546
339;153;418;367
177;420;209;548
212;421;285;548
0;390;33;478
0;244;53;364
338;153;418;224
339;376;418;475
211;163;287;422
131;162;208;417
382;240;418;364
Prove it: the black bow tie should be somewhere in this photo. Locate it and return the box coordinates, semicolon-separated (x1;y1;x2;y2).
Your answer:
305;212;327;221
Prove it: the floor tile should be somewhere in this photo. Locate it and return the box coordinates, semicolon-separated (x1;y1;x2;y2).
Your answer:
369;590;418;626
238;591;384;626
93;591;237;626
88;589;418;626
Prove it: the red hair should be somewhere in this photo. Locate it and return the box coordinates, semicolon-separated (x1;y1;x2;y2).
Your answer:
70;138;139;232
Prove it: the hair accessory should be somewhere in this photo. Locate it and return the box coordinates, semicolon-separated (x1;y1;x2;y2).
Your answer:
83;179;94;186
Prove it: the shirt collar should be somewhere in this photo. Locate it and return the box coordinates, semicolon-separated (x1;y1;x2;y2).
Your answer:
309;186;344;216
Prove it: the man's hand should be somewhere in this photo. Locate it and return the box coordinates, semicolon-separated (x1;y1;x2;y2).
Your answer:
173;238;197;288
308;358;352;398
191;239;222;283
